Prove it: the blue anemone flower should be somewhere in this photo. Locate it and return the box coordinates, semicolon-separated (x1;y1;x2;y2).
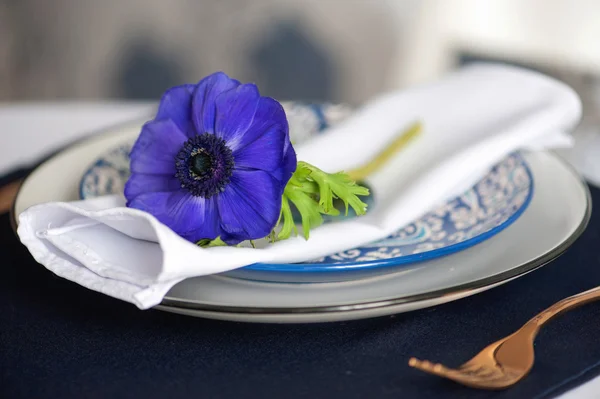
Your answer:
124;72;297;245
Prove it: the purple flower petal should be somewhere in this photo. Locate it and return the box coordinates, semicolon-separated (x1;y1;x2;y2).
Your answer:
177;197;221;243
155;84;195;137
214;83;260;149
217;169;282;242
282;134;297;173
230;97;289;171
192;72;240;135
230;97;287;150
128;191;220;240
130;119;187;175
232;124;286;171
124;173;182;203
266;130;297;191
276;137;298;185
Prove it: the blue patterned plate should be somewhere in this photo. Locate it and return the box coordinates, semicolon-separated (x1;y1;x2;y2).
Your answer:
79;102;533;283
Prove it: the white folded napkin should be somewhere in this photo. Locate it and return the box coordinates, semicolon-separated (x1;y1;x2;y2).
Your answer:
17;63;581;309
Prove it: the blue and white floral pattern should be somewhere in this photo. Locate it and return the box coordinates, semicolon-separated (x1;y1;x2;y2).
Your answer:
308;153;531;264
79;102;533;266
80;145;131;199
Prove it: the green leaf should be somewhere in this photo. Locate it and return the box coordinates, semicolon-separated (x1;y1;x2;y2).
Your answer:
285;185;324;239
297;161;369;217
277;196;297;240
272;160;370;241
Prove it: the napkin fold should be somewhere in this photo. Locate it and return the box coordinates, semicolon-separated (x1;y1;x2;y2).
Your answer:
17;63;581;309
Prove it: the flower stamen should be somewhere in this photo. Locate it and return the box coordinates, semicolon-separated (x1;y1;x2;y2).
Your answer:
190;149;213;179
175;133;235;198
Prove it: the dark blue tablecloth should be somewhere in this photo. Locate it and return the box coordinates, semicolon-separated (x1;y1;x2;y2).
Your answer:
2;171;600;399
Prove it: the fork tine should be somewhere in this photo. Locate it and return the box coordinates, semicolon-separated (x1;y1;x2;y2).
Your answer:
409;358;514;389
409;358;513;388
410;358;482;375
408;358;453;377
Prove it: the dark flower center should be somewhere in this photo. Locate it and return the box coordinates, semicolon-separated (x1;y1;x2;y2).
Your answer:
190;151;212;177
175;133;235;198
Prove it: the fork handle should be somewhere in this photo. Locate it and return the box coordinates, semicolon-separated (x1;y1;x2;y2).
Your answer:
522;286;600;332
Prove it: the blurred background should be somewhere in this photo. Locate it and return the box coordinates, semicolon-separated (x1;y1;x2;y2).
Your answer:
2;0;600;181
2;0;599;103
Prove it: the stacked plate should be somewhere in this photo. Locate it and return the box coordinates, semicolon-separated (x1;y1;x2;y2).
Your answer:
12;103;591;323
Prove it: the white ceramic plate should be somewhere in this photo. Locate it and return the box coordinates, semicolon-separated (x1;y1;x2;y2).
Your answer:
12;124;590;322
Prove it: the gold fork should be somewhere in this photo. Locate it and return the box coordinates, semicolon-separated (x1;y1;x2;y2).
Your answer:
408;285;600;390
